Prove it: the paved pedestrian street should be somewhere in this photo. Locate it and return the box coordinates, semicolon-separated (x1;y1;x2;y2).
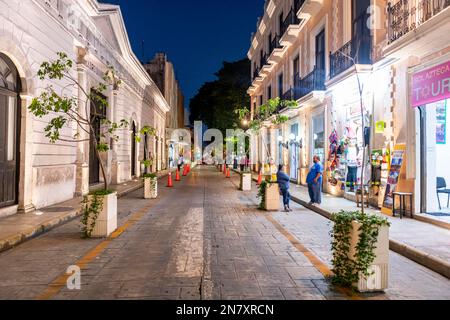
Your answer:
0;166;449;300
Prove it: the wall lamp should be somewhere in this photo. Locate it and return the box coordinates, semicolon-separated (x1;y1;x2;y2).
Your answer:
278;135;289;149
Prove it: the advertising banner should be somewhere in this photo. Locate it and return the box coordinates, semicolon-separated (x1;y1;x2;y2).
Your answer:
411;61;450;107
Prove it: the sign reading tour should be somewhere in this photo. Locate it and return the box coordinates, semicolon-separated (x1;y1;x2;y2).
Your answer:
411;61;450;108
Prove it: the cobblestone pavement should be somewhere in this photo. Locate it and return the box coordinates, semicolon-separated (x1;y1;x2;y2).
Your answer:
0;166;449;300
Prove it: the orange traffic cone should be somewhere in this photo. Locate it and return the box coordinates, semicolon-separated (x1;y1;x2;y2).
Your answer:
183;165;188;176
167;172;173;187
226;168;231;178
175;169;180;181
257;170;263;185
187;164;191;173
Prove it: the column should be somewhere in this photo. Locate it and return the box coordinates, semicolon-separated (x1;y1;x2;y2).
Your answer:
17;95;35;213
74;64;89;196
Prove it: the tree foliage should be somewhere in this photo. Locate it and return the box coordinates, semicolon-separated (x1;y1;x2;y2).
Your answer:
189;59;251;134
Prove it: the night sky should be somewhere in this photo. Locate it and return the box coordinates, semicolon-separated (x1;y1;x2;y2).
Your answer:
104;0;264;107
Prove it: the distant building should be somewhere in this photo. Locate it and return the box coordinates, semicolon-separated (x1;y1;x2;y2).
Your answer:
144;53;186;168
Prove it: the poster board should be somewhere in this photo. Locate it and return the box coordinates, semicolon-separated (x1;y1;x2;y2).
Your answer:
381;144;406;216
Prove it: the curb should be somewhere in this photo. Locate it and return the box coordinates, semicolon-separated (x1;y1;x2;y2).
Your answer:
291;194;450;280
248;174;450;279
0;174;169;254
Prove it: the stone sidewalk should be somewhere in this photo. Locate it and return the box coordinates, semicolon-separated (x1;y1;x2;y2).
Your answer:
243;170;450;279
0;171;169;253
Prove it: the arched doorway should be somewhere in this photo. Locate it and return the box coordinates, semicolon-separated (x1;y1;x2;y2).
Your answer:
131;121;137;177
0;53;21;208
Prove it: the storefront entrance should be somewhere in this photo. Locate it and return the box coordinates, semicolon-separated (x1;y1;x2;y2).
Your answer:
414;60;450;216
421;99;450;215
288;124;298;180
0;53;20;208
312;114;325;163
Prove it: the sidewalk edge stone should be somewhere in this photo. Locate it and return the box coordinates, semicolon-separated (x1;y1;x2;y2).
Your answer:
290;194;450;280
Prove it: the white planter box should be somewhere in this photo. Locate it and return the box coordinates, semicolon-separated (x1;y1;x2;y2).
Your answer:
144;177;158;199
349;220;389;292
240;173;252;191
87;192;117;238
264;183;280;211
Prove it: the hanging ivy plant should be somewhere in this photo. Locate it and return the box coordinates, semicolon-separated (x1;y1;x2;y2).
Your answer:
81;189;114;238
257;180;270;209
330;210;390;287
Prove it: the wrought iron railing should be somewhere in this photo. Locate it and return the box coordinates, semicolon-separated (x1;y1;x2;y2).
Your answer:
387;0;450;44
330;33;372;79
281;7;301;37
297;67;326;98
260;53;269;68
269;34;283;53
294;0;306;12
253;66;260;80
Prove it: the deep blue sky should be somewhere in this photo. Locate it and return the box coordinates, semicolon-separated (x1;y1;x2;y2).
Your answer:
104;0;264;107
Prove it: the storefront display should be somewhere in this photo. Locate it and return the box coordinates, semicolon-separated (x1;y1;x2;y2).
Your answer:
382;145;406;214
436;100;446;144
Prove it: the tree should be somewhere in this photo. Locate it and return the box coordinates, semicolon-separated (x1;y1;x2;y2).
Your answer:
189;59;251;134
29;52;155;191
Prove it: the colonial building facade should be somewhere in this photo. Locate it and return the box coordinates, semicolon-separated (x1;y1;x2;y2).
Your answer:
0;0;170;217
248;0;450;216
144;53;186;169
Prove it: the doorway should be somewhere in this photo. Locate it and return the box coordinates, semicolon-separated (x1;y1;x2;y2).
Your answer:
290;124;299;181
89;90;106;185
421;99;450;216
0;53;20;208
131;121;137;177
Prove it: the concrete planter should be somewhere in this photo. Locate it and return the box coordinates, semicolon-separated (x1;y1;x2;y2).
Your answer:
86;192;117;238
240;173;252;191
264;183;280;211
349;221;389;292
144;177;158;199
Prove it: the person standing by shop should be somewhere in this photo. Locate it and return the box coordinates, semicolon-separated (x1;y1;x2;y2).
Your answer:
307;155;324;205
277;165;292;212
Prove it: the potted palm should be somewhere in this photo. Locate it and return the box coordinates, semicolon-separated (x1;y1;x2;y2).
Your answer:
29;52;129;238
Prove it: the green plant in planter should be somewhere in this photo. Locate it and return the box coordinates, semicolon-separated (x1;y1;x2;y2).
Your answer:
142;173;157;179
257;180;270;210
81;189;114;238
330;210;390;287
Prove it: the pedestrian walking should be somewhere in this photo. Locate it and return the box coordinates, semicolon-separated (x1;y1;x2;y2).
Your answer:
177;155;184;172
277;165;292;212
240;155;246;172
306;155;324;205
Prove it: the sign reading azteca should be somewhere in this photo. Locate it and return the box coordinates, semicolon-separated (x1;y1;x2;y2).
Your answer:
411;61;450;107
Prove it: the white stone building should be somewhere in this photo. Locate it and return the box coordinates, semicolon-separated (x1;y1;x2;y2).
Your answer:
0;0;170;217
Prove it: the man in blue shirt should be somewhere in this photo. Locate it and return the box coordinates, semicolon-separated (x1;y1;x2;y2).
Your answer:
306;155;324;205
277;165;292;212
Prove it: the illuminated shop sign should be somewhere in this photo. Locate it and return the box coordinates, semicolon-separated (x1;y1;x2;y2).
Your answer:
412;61;450;107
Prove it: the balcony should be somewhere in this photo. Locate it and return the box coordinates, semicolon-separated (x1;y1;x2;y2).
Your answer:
330;34;372;79
259;53;274;77
388;0;450;43
270;34;283;52
280;7;304;47
296;0;324;19
268;35;285;64
385;0;450;57
297;67;326;98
